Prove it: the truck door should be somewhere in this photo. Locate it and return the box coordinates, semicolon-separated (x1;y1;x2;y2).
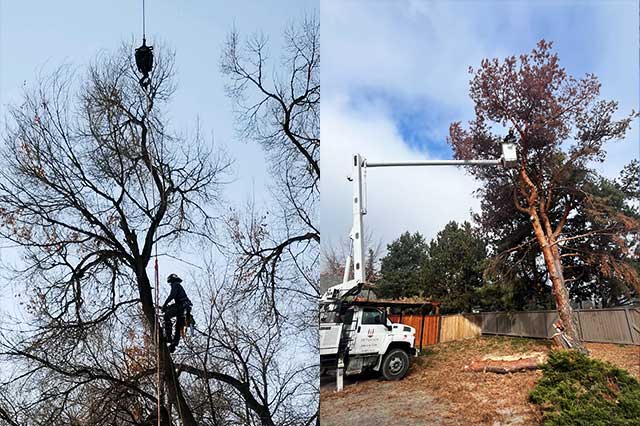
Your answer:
351;308;388;355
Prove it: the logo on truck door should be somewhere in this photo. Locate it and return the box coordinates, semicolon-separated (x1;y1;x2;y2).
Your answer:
367;328;374;338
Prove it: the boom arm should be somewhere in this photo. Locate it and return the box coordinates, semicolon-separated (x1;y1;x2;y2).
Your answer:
345;142;517;296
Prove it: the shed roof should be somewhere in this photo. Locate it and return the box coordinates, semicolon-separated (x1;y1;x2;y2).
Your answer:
351;298;440;309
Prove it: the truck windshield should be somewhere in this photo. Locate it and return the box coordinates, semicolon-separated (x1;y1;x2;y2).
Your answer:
319;310;338;323
319;306;354;324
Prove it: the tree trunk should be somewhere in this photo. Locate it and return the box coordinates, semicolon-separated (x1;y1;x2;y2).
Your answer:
136;267;198;426
528;210;588;354
161;344;198;425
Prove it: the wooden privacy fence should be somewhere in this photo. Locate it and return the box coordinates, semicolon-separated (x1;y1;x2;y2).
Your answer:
439;314;482;342
480;307;640;345
394;307;640;346
388;313;440;349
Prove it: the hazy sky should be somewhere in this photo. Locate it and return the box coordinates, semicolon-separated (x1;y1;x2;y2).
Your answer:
321;0;639;255
0;1;315;319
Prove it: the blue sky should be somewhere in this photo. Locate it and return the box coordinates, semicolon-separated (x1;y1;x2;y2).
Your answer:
0;1;315;320
321;0;640;253
1;1;314;192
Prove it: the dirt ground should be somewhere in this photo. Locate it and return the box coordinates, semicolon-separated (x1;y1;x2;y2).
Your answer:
320;336;640;426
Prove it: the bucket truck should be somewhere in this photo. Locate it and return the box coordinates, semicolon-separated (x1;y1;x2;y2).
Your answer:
319;140;517;390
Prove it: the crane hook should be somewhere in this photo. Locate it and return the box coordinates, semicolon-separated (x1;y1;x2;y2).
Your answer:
135;38;153;89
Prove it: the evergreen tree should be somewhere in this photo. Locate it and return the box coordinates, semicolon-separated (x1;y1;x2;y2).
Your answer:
376;232;427;298
422;221;487;313
562;164;640;306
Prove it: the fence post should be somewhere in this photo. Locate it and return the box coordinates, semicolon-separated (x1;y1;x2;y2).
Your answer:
631;308;640;339
419;311;425;350
576;310;584;341
623;308;634;344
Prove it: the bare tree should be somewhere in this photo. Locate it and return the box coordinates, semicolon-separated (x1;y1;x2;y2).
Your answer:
320;232;383;294
0;15;320;426
218;16;320;425
171;267;318;426
0;43;230;425
220;16;320;323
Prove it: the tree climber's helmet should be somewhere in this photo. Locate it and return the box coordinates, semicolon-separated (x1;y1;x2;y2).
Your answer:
167;273;182;284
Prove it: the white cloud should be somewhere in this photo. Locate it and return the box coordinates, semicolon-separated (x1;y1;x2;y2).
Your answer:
321;0;639;259
321;95;482;251
321;3;498;113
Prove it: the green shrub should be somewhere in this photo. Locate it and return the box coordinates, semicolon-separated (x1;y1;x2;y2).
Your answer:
530;350;640;425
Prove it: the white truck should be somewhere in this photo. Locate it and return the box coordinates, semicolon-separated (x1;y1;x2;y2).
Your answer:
320;143;517;389
319;292;417;380
318;153;419;382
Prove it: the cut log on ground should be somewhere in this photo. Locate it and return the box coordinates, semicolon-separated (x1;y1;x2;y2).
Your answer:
464;352;547;374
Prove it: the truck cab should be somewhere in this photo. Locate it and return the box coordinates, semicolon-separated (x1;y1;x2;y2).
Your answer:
320;300;417;380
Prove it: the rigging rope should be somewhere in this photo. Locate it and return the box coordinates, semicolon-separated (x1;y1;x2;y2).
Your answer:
148;95;185;426
142;0;158;414
142;0;146;41
140;1;185;421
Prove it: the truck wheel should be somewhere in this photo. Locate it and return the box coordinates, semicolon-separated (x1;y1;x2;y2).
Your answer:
381;348;410;380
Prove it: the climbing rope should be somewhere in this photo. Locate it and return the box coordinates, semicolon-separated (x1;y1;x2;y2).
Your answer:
147;0;159;417
134;1;161;424
154;255;161;426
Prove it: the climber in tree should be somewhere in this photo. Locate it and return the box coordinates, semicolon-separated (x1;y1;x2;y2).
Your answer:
162;273;192;353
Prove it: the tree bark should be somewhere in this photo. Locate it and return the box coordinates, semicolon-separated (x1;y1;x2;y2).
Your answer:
526;195;588;354
514;164;587;354
136;267;198;426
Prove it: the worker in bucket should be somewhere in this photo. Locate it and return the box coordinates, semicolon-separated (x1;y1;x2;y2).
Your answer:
162;273;193;353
